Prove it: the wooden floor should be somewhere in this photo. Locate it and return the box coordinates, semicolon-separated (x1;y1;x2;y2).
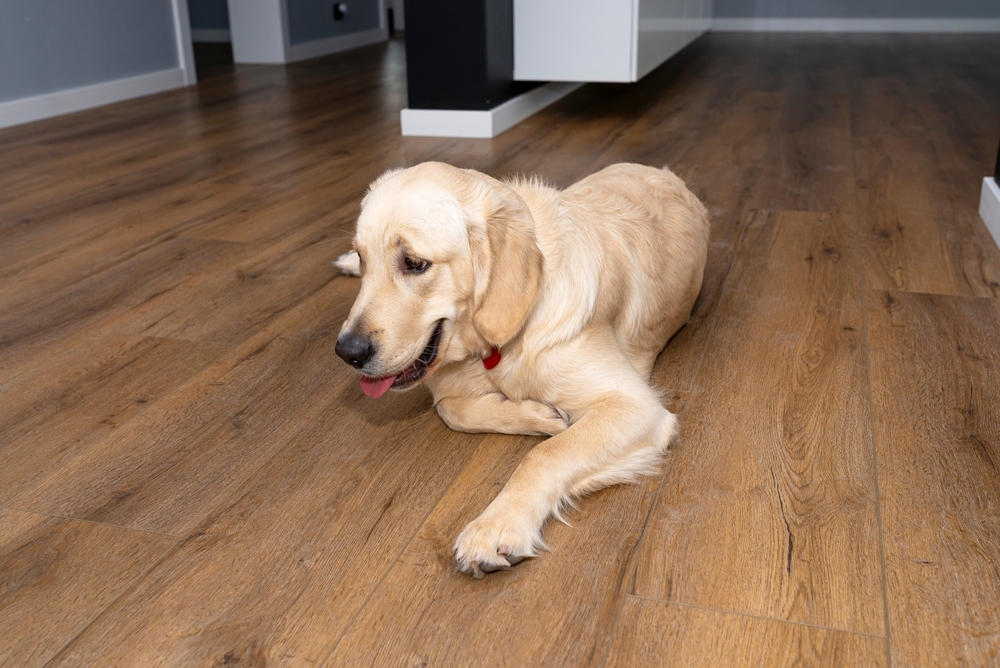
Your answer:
2;33;999;667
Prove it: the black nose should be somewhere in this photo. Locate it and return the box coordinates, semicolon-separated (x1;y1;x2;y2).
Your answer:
335;331;374;369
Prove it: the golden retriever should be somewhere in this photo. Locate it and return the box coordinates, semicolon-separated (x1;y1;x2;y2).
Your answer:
334;162;709;577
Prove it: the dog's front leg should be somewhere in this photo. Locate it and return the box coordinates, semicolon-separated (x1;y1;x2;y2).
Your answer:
436;393;568;436
453;387;678;577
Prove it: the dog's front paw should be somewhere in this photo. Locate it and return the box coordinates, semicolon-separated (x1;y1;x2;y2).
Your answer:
453;512;540;578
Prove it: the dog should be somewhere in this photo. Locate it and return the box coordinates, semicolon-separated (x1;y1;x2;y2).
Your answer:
334;162;709;577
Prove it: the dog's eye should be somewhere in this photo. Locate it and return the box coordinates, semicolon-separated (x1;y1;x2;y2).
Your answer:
404;256;430;273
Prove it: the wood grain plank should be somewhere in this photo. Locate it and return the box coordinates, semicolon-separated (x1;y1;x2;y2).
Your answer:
866;291;1000;667
46;380;478;667
634;210;884;635
751;94;855;216
854;134;1000;298
674;90;785;168
10;279;358;535
0;180;256;282
0;508;175;668
605;597;886;668
0;334;225;505
0;237;254;364
849;77;926;138
118;220;350;344
326;434;661;668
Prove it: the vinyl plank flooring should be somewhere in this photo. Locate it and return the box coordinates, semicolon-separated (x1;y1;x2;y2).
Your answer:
854;134;1000;298
0;237;257;394
866;291;1000;667
326;434;660;668
751;94;855;215
604;597;887;668
2;32;999;668
46;375;478;667
118;219;349;344
634;210;884;635
10;279;358;535
0;508;175;668
0;181;257;286
0;237;254;352
849;77;926;138
675;89;785;168
0;334;225;505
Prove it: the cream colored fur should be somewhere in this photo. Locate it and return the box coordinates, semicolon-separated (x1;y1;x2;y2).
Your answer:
337;162;709;577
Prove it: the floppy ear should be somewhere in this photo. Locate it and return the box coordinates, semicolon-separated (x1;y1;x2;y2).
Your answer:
467;178;543;347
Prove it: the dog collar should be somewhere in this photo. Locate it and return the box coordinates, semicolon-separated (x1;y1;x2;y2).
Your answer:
483;347;501;370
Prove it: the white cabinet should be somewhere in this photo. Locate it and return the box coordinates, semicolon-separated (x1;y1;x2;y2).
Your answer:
514;0;712;83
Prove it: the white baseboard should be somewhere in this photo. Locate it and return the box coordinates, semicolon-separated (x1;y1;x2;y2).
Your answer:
712;18;1000;32
0;68;186;131
285;27;388;63
401;82;584;139
191;28;232;42
980;177;1000;251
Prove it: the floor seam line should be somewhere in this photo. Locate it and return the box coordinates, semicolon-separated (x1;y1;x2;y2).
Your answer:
40;536;186;667
596;206;756;668
315;435;485;667
625;594;888;639
849;88;895;668
0;504;183;538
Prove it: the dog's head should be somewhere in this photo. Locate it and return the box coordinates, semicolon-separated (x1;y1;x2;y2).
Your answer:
335;162;542;397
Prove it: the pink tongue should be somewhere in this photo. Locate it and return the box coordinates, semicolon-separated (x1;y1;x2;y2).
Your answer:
360;375;396;399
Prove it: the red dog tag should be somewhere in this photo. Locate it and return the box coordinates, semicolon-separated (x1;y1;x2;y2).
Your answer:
483;347;501;370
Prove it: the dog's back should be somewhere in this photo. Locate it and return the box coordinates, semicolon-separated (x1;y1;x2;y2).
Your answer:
509;163;709;374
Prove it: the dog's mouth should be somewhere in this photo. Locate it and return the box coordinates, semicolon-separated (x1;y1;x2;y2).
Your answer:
359;320;444;399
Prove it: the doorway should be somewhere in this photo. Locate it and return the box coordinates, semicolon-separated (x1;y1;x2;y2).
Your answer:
187;0;234;79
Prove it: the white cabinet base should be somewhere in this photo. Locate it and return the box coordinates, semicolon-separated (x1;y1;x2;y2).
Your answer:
401;82;582;138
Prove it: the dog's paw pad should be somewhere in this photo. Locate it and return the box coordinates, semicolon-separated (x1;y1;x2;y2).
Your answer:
477;559;511;575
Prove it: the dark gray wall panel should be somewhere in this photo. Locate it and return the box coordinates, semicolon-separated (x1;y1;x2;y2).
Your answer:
286;0;380;46
187;0;229;29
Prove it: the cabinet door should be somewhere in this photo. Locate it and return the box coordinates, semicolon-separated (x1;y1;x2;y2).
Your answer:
636;0;691;80
514;0;634;82
514;0;711;83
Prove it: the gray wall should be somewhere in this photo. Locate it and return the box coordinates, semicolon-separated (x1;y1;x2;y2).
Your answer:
187;0;229;29
714;0;1000;18
0;0;179;103
286;0;381;45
